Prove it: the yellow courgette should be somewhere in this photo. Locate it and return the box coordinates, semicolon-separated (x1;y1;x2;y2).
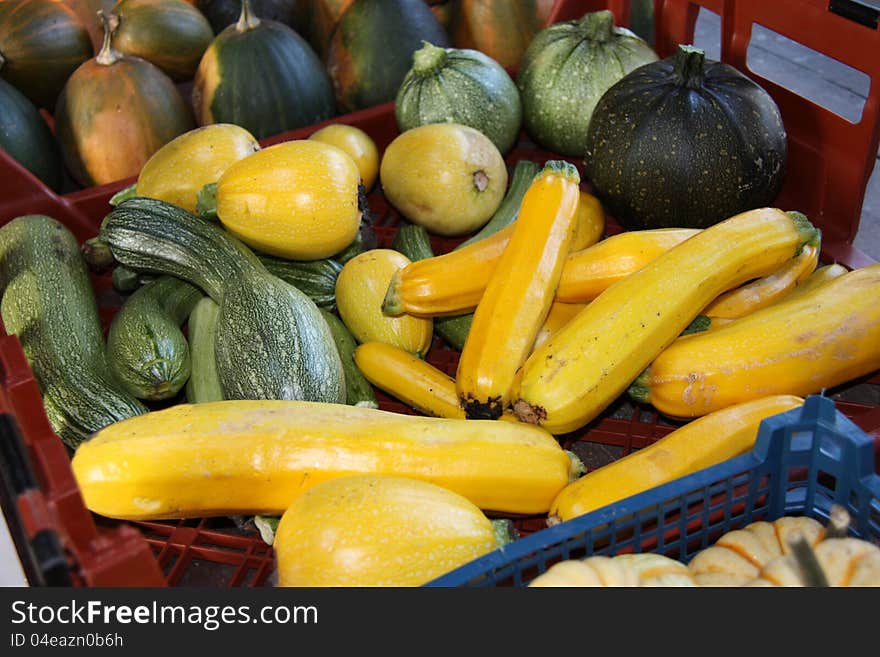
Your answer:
71;400;573;519
533;301;589;351
629;263;880;418
383;189;604;317
512;208;820;434
549;395;805;523
456;160;581;419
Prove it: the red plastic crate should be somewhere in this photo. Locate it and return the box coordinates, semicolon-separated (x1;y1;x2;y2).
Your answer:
1;0;879;587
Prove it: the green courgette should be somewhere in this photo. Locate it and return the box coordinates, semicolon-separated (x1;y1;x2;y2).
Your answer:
112;265;146;293
185;296;224;403
0;215;147;449
258;254;342;311
319;308;378;409
100;197;345;403
106;275;204;400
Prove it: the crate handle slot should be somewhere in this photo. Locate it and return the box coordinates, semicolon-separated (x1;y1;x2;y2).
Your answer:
829;0;880;29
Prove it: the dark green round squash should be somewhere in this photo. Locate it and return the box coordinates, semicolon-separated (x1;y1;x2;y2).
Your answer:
395;41;521;154
0;0;93;110
0;77;62;191
584;45;788;231
197;0;309;36
326;0;450;113
516;9;658;157
112;0;215;81
192;0;335;140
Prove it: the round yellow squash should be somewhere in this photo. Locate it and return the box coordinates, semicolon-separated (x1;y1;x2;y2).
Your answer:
136;123;260;214
335;249;433;357
379;123;508;236
309;123;379;191
273;474;502;587
215;139;362;260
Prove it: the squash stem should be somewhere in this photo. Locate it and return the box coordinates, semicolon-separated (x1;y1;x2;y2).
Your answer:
788;532;830;587
491;519;518;548
412;41;448;75
826;505;851;539
672;45;706;89
626;370;651;404
95;11;123;66
580;9;615;42
236;0;261;32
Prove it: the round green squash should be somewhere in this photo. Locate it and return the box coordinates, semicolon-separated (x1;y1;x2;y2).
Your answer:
192;0;335;140
395;41;522;154
326;0;450;113
0;77;62;191
584;45;788;231
0;0;93;110
111;0;215;81
54;12;195;187
516;9;658;157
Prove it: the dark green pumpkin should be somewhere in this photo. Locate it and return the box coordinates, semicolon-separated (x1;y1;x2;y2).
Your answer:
395;41;521;154
516;9;658;157
326;0;450;113
0;0;93;110
112;0;215;81
0;77;62;191
584;45;788;231
197;0;309;37
192;0;335;140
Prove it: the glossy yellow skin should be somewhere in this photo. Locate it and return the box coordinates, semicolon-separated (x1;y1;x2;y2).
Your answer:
634;263;880;419
384;189;604;318
555;228;700;303
701;243;819;320
529;554;696;587
746;538;880;587
549;395;805;523
216;139;361;260
782;262;849;301
136;123;260;213
532;302;588;351
456;162;581;419
274;475;500;587
336;249;433;356
309;123;379;190
354;341;465;419
70;399;573;518
513;208;817;434
379;123;508;236
688;516;825;586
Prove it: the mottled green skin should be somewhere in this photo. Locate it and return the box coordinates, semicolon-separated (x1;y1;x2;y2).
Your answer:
101;197;346;403
584;50;788;231
0;0;93;109
106;275;203;401
327;0;449;113
0;78;61;191
258;254;342;311
516;11;658;157
203;19;334;140
319;308;377;408
185;296;224;403
395;45;522;154
0;215;147;449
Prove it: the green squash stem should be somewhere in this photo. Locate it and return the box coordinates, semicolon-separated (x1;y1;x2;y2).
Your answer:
95;11;123;67
627;370;651;404
236;0;261;32
580;9;615;42
491;519;518;548
411;41;448;75
672;45;706;89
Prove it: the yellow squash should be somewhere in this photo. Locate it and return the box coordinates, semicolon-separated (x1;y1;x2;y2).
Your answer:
700;243;819;320
215;139;361;260
136;123;260;213
71;399;573;519
555;228;700;303
383;190;605;318
456;160;581;419
354;341;465;419
336;249;433;357
629;263;880;419
512;208;819;434
549;395;805;523
274;475;502;587
532;301;588;351
308;123;379;190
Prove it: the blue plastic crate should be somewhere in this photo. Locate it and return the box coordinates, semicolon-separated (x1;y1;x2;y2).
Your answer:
426;395;880;587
